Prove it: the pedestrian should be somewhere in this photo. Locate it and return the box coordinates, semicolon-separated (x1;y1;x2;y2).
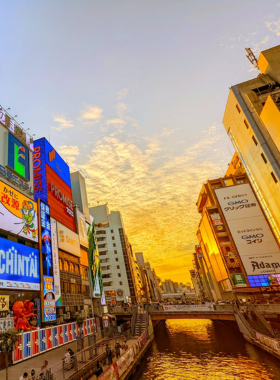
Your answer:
95;361;103;377
68;348;75;368
41;360;48;371
115;342;121;358
31;369;36;380
19;373;28;380
105;343;112;364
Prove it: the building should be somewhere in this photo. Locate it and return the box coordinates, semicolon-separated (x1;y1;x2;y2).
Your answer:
89;204;139;305
223;45;280;243
162;279;177;294
196;172;280;301
135;252;162;303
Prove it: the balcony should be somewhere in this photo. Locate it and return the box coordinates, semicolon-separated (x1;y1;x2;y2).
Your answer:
103;281;113;287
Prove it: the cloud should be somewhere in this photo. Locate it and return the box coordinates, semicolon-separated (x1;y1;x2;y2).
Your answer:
58;144;80;170
252;35;270;54
80;106;103;124
106;118;126;125
66;125;229;283
116;103;128;118
117;89;129;100
266;19;280;35
161;127;178;137
52;115;74;131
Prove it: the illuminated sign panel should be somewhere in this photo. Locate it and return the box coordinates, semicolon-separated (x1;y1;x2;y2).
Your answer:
57;221;80;256
40;201;53;277
43;275;56;322
76;209;89;248
0;180;38;242
33;138;75;231
0;237;40;290
7;133;30;181
50;218;61;306
215;183;280;276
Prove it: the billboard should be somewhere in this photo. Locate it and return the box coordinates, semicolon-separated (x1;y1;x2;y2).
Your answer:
43;275;56;322
76;209;89;248
0;237;40;290
40;201;53;276
215;183;280;276
50;218;61;306
7;133;30;181
33;139;75;231
87;222;103;298
57;221;80;257
0;180;38;242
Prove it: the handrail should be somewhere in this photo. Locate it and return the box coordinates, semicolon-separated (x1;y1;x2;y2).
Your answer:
247;304;276;337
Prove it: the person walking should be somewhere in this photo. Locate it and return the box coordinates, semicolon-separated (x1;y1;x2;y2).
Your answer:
19;373;28;380
31;369;36;380
94;361;103;377
115;342;121;358
105;343;112;364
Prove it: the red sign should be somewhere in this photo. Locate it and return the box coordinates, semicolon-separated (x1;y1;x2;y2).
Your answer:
46;165;76;232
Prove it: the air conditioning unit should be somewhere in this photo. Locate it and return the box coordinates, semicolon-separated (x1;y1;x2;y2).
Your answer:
65;306;70;312
59;316;64;323
66;312;70;319
58;309;63;316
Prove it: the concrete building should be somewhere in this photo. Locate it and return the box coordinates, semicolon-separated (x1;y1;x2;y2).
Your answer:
162;279;178;294
89;204;138;305
223;45;280;243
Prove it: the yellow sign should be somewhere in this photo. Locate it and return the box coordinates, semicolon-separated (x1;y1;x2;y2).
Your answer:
0;180;38;241
0;295;9;311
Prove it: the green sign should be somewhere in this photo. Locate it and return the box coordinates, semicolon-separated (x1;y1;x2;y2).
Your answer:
87;221;103;298
232;273;247;287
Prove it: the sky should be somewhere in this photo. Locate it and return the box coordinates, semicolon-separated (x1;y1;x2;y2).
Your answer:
1;0;280;283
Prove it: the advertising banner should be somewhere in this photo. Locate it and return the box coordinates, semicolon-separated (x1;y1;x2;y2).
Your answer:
57;221;80;256
33;138;75;231
43;275;56;322
0;317;14;333
87;222;103;298
0;180;38;241
40;201;53;277
0;237;40;290
215;183;280;276
76;208;89;248
7;132;30;181
232;273;247;287
163;304;214;312
50;218;61;306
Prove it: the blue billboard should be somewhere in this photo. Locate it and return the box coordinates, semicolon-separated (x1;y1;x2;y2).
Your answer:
40;200;53;276
33;138;71;204
7;133;30;181
0;237;40;290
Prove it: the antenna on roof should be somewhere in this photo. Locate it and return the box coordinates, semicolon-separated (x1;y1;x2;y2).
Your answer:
245;48;259;70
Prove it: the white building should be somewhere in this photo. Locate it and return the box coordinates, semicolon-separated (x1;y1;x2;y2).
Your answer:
89;204;138;305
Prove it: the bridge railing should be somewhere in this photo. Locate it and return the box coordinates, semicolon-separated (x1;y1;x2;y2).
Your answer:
148;304;235;313
254;304;280;314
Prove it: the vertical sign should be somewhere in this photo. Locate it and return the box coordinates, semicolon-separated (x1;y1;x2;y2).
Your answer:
43;276;56;322
40;201;56;322
50;218;62;306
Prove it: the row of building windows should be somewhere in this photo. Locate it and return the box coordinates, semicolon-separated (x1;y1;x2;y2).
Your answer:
236;103;278;184
59;259;80;274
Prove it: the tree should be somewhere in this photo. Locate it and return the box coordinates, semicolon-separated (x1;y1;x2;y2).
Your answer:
0;329;19;380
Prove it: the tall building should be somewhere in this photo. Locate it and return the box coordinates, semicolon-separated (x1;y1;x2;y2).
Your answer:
223;45;280;242
196;172;280;301
89;204;139;305
162;279;177;294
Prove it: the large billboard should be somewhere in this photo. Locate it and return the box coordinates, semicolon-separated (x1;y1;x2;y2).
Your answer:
215;183;280;276
57;221;80;257
33;138;76;231
50;218;61;306
7;133;30;181
0;180;38;242
0;237;40;290
76;208;89;248
87;221;103;298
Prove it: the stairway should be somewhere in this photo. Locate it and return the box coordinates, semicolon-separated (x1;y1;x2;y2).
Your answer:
134;312;146;337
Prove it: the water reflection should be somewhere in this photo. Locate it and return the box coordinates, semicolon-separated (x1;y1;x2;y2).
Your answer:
134;320;280;380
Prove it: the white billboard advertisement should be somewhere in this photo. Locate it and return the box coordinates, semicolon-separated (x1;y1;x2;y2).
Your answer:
76;209;89;248
57;221;80;257
215;183;280;276
50;218;62;306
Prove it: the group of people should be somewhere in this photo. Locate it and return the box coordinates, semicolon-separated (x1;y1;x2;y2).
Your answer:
19;370;35;380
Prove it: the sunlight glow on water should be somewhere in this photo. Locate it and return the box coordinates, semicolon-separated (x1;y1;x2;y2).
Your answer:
135;320;280;380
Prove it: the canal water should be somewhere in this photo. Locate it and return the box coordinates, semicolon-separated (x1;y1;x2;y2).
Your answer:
133;320;280;380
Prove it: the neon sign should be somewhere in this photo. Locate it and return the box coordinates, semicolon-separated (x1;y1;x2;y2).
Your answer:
7;133;30;181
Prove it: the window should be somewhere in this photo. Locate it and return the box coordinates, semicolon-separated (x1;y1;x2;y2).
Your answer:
236;104;241;113
117;265;120;269
118;273;121;277
244;119;249;129
59;259;63;271
64;261;69;271
112;236;115;240
261;153;267;164
111;230;113;233
119;282;123;285
69;262;74;272
114;250;117;254
113;243;116;247
75;264;80;274
115;258;119;262
224;178;234;187
252;136;258;146
271;172;278;183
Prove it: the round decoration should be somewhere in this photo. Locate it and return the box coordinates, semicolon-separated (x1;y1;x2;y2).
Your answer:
116;289;124;298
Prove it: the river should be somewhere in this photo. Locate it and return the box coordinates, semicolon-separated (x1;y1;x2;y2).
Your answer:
133;319;280;380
